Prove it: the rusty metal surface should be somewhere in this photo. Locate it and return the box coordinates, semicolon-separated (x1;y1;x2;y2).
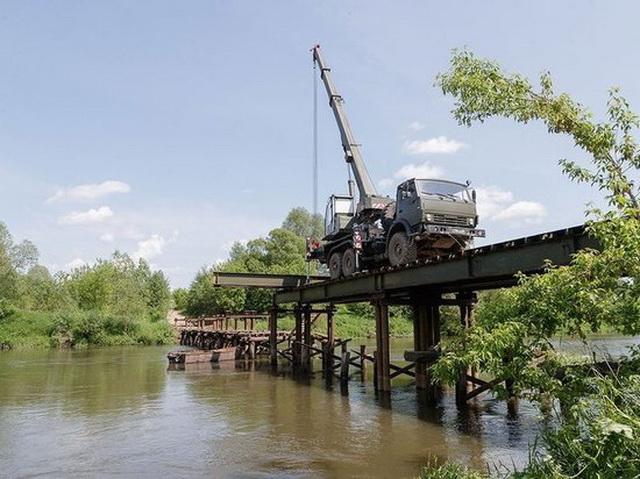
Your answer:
275;224;598;304
211;271;328;289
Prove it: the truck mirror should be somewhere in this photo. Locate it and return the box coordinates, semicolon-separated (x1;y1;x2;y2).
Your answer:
472;190;477;202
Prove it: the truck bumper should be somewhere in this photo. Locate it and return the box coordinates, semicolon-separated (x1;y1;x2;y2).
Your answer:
419;225;486;238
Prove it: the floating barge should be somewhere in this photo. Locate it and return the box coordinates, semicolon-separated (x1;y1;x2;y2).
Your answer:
167;347;237;364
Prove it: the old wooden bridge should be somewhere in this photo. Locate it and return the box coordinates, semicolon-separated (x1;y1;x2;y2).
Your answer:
187;224;597;406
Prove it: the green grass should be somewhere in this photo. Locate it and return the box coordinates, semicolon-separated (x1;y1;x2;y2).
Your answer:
0;309;175;349
418;462;487;479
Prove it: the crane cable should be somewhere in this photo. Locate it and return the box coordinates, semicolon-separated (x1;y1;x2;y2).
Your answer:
312;57;319;219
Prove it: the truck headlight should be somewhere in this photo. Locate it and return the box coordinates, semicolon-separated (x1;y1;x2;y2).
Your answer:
467;217;475;226
425;214;434;222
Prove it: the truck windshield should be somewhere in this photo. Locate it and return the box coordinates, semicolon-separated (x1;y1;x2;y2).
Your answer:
416;180;472;201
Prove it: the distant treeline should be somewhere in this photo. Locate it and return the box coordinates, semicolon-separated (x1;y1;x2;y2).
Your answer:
0;222;173;348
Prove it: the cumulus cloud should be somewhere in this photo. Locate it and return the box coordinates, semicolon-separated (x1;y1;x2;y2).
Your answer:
133;234;166;261
493;201;547;223
46;180;130;203
475;186;546;225
65;258;86;270
132;231;178;261
475;186;515;218
394;161;445;180
403;136;465;155
59;206;114;225
378;161;445;192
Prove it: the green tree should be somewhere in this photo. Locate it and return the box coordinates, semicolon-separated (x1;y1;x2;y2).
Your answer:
282;207;323;239
431;50;640;397
420;48;640;479
172;288;189;311
185;267;246;316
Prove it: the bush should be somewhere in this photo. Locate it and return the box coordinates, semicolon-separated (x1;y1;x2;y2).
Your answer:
0;298;16;320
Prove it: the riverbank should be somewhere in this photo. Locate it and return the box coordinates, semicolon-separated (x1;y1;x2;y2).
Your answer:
0;308;174;349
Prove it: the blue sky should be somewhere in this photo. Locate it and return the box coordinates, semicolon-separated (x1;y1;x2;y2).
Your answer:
2;1;639;287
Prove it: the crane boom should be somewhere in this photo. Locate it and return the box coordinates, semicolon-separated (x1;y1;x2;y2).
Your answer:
312;45;378;201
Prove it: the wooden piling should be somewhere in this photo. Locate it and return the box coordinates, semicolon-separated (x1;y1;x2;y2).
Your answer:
269;306;278;367
374;300;391;392
373;350;378;391
293;304;303;370
412;292;442;401
455;291;476;407
303;304;312;372
340;351;351;384
360;345;366;380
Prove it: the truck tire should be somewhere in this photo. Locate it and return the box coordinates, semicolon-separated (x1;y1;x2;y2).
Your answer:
342;248;357;277
388;231;417;266
329;251;343;279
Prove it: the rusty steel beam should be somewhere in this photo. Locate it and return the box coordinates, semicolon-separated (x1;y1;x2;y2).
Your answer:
211;272;328;289
275;224;598;304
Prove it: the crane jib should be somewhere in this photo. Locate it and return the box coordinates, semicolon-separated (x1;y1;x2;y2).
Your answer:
312;45;379;200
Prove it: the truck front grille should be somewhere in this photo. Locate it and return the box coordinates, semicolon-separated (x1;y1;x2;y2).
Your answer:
432;214;469;227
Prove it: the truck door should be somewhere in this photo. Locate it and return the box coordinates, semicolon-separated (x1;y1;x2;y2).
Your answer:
397;181;420;227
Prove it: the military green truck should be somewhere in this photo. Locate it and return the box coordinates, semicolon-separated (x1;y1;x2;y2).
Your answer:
307;46;485;279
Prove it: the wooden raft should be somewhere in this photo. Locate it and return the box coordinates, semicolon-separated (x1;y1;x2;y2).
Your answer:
167;346;237;364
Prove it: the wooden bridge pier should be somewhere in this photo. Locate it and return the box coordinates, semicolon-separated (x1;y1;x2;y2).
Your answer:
374;299;391;392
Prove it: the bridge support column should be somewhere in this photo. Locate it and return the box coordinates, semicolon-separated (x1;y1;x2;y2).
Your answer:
413;292;441;401
455;291;477;407
374;299;391;393
293;304;303;370
302;304;312;373
269;303;278;368
323;304;335;379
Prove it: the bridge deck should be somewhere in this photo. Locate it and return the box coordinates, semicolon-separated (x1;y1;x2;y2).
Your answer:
275;224;597;304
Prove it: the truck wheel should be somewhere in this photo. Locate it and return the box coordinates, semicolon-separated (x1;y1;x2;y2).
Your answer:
342;248;357;277
329;251;343;279
388;231;417;266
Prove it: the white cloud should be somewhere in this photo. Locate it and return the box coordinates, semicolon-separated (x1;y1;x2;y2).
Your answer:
475;186;546;225
99;233;114;243
403;136;465;155
475;186;515;218
59;206;114;225
132;231;178;261
493;201;547;224
46;180;130;203
65;258;86;270
408;121;425;132
394;161;445;180
378;161;445;192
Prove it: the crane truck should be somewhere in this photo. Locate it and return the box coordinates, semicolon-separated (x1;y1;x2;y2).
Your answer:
307;45;485;279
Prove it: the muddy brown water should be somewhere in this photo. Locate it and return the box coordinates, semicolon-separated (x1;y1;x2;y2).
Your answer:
1;337;638;478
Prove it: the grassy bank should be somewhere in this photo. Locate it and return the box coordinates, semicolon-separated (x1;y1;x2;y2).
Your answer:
0;308;174;349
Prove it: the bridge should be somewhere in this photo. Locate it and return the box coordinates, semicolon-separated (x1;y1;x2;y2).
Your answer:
207;224;597;405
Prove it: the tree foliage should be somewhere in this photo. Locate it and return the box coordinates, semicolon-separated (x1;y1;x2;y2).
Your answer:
432;49;640;395
282;207;324;239
0;222;173;348
437;49;639;212
183;208;317;315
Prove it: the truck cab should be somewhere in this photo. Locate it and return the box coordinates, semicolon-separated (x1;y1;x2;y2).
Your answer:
389;178;485;263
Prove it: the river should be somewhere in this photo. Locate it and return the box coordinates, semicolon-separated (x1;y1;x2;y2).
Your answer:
1;336;638;478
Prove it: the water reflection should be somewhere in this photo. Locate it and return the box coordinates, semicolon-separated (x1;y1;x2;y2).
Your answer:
0;341;588;478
